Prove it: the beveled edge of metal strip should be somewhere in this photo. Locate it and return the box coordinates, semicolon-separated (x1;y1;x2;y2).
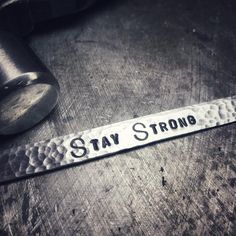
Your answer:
0;96;235;184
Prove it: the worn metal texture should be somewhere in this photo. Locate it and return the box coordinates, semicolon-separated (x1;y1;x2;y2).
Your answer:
0;96;235;184
0;0;236;235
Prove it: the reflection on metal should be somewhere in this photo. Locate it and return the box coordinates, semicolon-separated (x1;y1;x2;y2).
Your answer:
0;96;235;184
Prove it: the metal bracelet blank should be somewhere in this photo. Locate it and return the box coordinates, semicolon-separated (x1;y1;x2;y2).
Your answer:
0;96;235;184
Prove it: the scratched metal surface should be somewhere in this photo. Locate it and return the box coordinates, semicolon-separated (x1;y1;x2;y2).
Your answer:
0;0;236;235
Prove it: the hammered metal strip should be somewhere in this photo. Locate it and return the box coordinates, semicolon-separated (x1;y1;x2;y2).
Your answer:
0;96;235;184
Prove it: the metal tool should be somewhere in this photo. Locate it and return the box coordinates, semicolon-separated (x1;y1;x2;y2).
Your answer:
0;31;60;135
0;0;98;135
0;96;235;184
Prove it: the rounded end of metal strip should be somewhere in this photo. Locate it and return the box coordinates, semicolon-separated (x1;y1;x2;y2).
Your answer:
0;73;60;135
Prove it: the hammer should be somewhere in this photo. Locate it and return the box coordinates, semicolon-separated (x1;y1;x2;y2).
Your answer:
0;0;97;135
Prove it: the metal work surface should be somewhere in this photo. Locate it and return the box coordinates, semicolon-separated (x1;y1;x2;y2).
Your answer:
0;0;236;235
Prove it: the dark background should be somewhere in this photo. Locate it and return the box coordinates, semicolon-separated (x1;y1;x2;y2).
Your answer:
0;0;236;235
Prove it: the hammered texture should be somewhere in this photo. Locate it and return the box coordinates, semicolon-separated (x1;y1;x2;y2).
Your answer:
0;96;235;183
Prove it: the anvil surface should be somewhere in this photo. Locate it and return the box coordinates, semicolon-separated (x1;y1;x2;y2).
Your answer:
0;0;236;235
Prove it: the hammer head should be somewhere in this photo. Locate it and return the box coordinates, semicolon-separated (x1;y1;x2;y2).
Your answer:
0;82;59;135
0;31;60;135
0;0;98;135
